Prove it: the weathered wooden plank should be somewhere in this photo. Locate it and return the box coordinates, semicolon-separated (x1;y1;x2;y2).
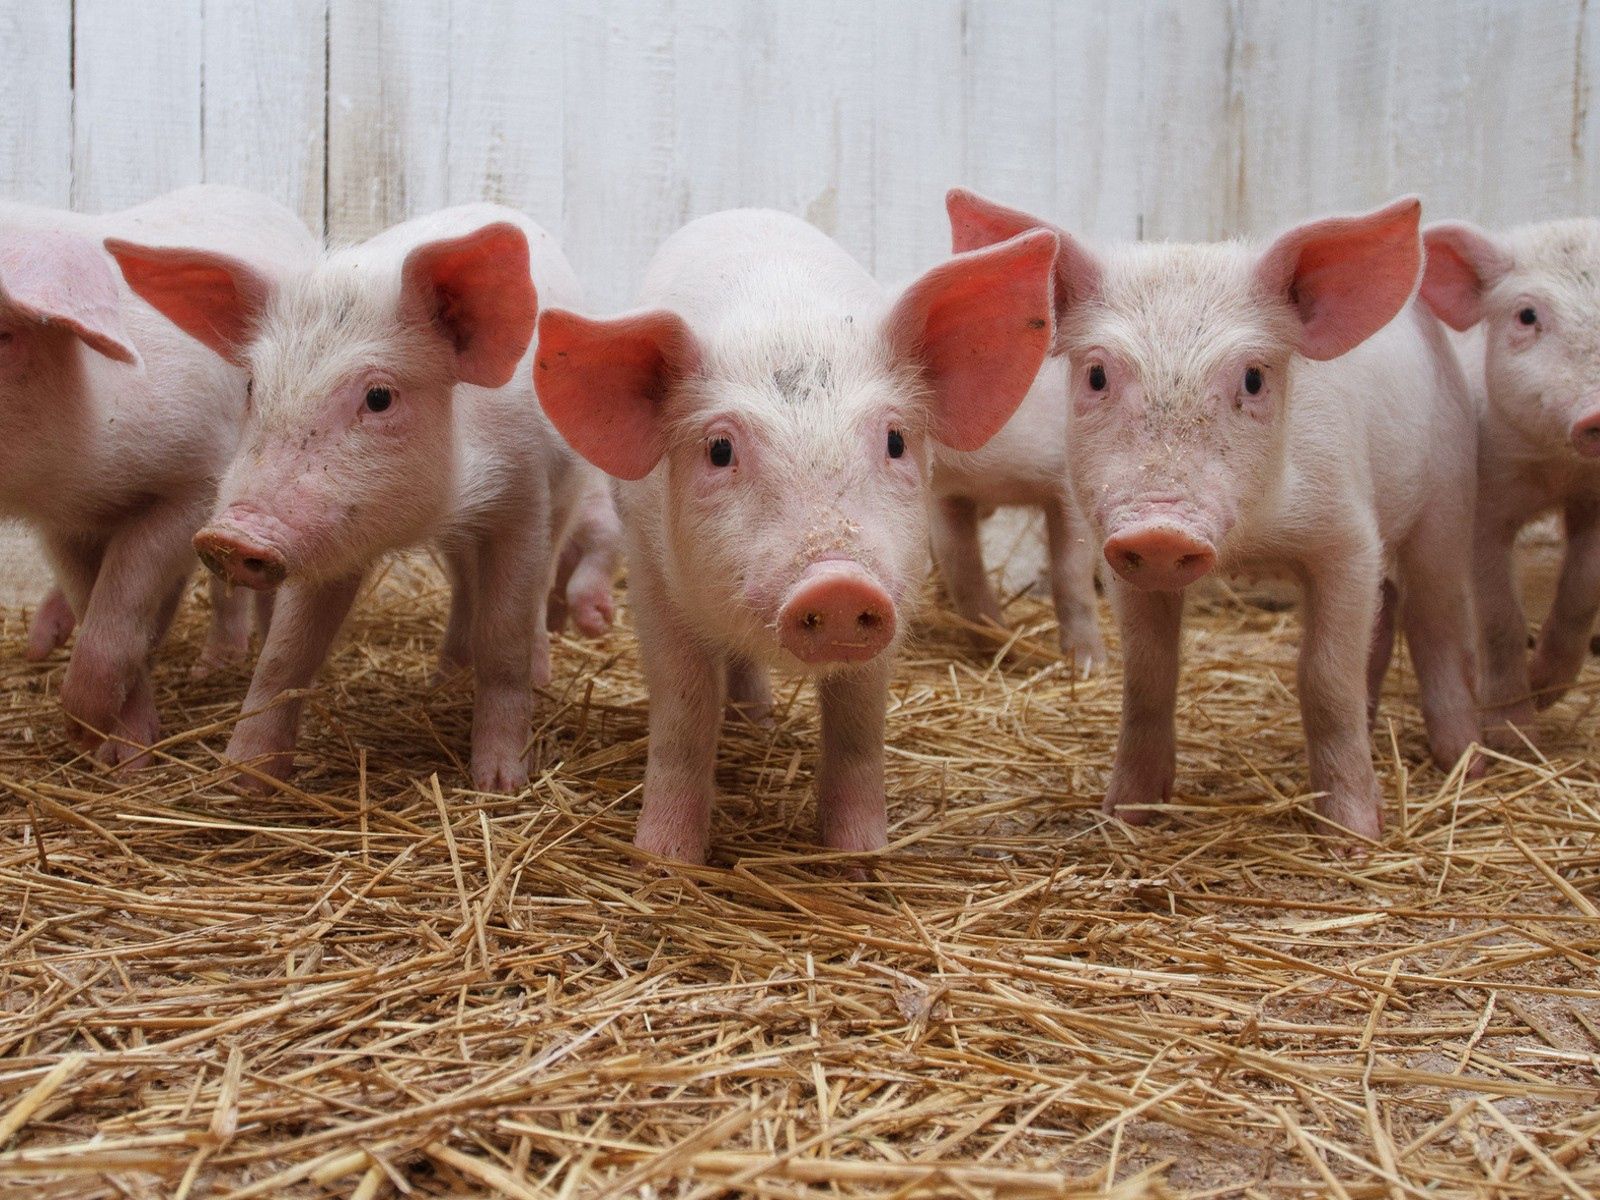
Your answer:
72;0;204;213
0;2;72;207
870;0;967;283
445;0;566;235
201;0;328;236
326;0;450;240
559;0;678;310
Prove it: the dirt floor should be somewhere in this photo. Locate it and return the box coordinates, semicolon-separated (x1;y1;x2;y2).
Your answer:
0;537;1596;1198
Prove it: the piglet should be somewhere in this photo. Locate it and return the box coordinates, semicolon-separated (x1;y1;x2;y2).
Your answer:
1;186;316;764
535;209;1056;863
1421;220;1600;745
929;355;1106;673
108;205;620;792
948;190;1482;841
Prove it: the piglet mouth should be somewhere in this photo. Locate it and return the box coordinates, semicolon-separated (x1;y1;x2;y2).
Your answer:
776;561;897;665
194;510;293;591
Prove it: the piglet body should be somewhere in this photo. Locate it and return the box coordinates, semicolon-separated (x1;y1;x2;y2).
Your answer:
1421;220;1600;745
950;191;1481;841
110;204;619;791
0;185;316;763
536;209;1056;863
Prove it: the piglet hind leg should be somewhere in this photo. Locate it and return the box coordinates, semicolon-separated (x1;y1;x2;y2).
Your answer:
432;545;477;685
1474;495;1539;749
1102;583;1183;824
630;578;725;864
192;575;254;678
25;586;77;661
1365;579;1398;727
1298;553;1385;844
816;656;891;856
725;654;774;726
224;574;363;792
1528;498;1600;711
1397;513;1484;777
58;501;200;768
930;495;1006;641
1044;491;1107;675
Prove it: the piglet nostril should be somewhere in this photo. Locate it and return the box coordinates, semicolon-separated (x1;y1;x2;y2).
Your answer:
243;557;267;573
803;611;823;630
858;611;880;629
1121;551;1143;570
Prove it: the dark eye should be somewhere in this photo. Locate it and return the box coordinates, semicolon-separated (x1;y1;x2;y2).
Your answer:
708;437;733;468
1244;367;1263;395
887;428;905;459
245;378;253;400
1518;306;1538;327
1087;364;1108;391
364;386;392;413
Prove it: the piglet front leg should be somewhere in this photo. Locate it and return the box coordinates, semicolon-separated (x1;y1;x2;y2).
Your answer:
466;529;544;793
1299;552;1384;841
632;588;724;864
1475;490;1539;746
224;573;363;791
1528;499;1600;710
1103;583;1183;824
192;575;254;678
816;658;891;855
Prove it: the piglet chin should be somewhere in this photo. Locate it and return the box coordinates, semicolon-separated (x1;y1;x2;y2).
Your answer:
194;507;295;591
1102;522;1218;592
776;561;897;666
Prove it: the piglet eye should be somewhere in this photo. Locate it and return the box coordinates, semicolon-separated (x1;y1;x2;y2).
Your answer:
1244;367;1263;395
1087;364;1108;392
1517;306;1538;327
887;428;905;459
708;437;734;468
364;386;393;413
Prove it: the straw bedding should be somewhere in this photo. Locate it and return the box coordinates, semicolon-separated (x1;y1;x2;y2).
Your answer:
1;545;1597;1199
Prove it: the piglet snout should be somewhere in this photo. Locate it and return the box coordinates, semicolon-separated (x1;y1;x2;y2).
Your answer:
1104;525;1216;592
194;524;288;591
778;562;896;665
1571;409;1600;458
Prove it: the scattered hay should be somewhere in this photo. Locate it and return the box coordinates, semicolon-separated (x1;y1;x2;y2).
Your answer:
0;551;1597;1198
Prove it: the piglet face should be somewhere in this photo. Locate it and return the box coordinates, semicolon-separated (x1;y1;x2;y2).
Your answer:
948;190;1422;594
1065;245;1298;591
197;282;461;588
111;221;538;588
661;357;927;669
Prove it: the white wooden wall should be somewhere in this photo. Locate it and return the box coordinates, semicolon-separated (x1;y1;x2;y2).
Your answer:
2;0;1598;310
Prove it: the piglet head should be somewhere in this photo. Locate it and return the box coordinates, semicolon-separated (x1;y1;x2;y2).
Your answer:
948;189;1421;592
537;228;1055;670
1425;218;1600;459
110;222;537;587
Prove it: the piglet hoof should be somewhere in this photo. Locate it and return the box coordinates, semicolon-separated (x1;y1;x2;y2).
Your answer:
819;809;888;858
1528;648;1581;711
634;804;710;866
95;686;162;769
1058;624;1108;678
190;639;250;681
470;752;529;795
569;593;615;638
24;590;76;661
1312;786;1383;847
1482;704;1537;753
222;733;295;794
1102;766;1173;826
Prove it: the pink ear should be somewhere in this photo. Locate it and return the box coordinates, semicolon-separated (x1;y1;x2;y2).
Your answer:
1254;196;1423;361
945;187;1102;321
401;223;537;389
104;239;271;365
0;229;140;365
535;308;701;481
885;228;1058;452
1421;221;1513;332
